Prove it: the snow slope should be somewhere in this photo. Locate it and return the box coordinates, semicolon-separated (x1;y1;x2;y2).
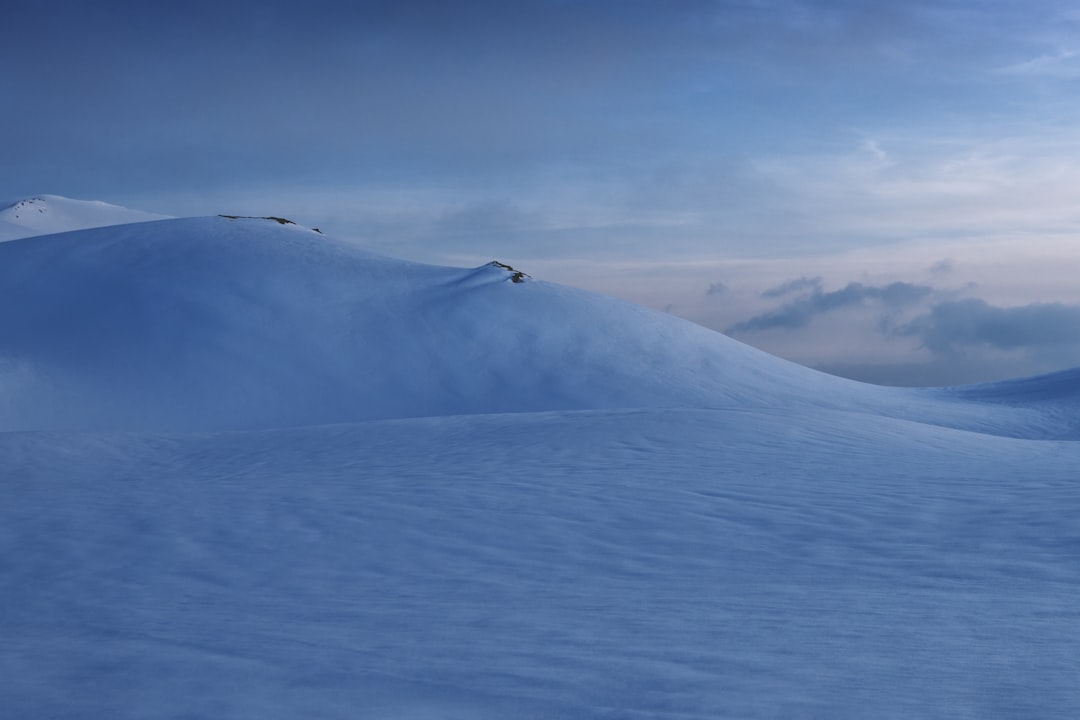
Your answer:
2;212;1080;718
0;214;1075;437
0;195;170;242
3;409;1079;719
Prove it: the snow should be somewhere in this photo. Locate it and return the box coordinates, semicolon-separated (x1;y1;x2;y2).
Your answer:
1;214;1073;438
0;195;170;242
2;212;1079;718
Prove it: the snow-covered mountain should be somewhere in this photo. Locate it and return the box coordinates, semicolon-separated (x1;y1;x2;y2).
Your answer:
2;209;1079;718
0;194;170;241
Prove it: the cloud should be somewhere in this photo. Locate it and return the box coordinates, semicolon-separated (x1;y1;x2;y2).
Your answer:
705;281;727;297
808;297;1080;385
744;125;1080;254
724;273;1080;383
899;298;1080;354
927;259;955;277
998;49;1080;77
762;276;822;298
727;279;934;333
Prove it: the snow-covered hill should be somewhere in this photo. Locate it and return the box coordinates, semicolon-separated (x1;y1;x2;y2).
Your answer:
0;194;170;242
0;214;1075;437
2;209;1079;718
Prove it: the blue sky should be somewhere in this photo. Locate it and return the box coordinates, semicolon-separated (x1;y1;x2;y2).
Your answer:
5;0;1080;384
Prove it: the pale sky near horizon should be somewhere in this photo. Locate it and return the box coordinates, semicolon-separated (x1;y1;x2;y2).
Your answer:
5;0;1080;385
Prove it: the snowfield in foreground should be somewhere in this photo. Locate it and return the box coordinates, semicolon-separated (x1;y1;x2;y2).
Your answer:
2;207;1078;718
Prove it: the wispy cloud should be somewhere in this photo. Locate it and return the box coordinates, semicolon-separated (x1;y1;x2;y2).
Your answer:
705;281;727;297
927;259;955;277
999;49;1080;77
728;279;934;334
746;128;1080;244
762;276;823;299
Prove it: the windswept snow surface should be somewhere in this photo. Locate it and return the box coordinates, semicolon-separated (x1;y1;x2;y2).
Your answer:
2;215;1080;718
0;195;170;242
4;410;1080;719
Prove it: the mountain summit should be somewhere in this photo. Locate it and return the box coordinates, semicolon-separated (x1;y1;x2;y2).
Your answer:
0;194;170;242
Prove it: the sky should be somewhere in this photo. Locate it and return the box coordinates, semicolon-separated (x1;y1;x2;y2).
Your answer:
4;0;1080;385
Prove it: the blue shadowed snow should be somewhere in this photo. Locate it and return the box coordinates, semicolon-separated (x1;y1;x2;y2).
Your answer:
2;214;1079;718
2;410;1079;718
0;214;1075;438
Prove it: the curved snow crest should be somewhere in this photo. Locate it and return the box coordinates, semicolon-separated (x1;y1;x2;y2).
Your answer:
943;366;1080;404
923;366;1080;440
0;195;172;242
0;214;1076;438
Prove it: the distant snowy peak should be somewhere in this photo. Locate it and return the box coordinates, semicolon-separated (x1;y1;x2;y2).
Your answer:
0;195;171;242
